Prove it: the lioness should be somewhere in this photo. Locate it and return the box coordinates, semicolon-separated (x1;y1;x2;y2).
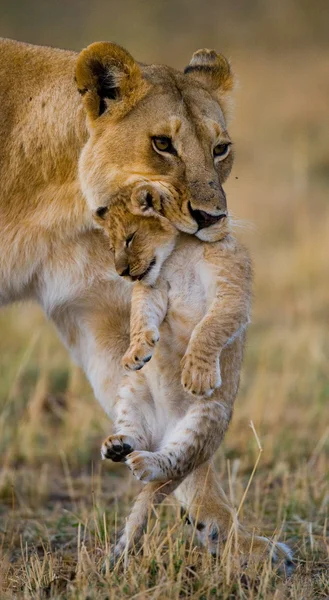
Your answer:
97;184;293;568
0;39;292;567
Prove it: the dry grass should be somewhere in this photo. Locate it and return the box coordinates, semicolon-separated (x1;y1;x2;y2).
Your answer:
0;50;328;598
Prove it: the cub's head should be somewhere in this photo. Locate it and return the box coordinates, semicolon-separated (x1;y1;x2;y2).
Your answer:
76;43;235;242
95;184;178;286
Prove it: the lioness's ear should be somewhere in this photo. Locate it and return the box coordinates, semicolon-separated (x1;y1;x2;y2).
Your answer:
184;49;234;116
130;185;162;216
76;42;148;121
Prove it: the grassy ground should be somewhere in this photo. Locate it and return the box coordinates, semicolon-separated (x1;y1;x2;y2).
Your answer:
0;51;328;598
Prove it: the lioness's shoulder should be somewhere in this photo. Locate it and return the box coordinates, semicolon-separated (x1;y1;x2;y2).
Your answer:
0;38;83;154
0;38;78;97
0;37;77;62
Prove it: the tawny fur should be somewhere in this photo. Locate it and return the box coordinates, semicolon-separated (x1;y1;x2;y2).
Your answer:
100;192;293;569
0;37;236;410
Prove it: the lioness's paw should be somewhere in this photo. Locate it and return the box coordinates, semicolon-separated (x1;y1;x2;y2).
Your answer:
126;450;165;482
181;513;294;575
239;535;295;576
181;353;221;397
122;329;159;371
101;434;135;462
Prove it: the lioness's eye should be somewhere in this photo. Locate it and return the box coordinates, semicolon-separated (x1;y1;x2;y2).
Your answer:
152;136;177;155
213;143;231;159
126;232;135;247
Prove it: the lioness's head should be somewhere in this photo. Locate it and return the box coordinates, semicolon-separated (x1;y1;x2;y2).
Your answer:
76;43;235;242
95;184;178;286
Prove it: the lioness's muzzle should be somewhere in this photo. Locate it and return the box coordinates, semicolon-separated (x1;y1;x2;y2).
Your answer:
188;202;227;230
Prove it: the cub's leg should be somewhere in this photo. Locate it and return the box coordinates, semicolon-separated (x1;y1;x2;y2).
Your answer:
101;371;154;462
181;240;252;398
126;395;232;482
175;461;294;573
122;281;167;371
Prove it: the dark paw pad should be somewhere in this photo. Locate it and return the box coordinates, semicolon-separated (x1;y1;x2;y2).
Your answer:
103;442;133;462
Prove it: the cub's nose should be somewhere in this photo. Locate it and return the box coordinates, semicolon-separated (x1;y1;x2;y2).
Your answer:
188;203;227;230
118;266;130;277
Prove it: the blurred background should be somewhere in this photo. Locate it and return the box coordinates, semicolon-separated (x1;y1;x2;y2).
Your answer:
1;1;328;596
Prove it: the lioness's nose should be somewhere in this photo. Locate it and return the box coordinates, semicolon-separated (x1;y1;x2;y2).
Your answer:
188;203;227;230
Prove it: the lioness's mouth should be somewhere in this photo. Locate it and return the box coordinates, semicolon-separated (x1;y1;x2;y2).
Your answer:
131;258;157;282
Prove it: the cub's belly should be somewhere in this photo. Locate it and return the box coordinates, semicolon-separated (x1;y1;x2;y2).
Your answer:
159;238;209;357
144;290;208;431
140;270;210;433
161;278;207;356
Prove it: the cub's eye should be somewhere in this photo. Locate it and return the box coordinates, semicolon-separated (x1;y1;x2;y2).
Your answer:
152;136;177;155
96;206;108;219
213;143;231;159
125;232;135;247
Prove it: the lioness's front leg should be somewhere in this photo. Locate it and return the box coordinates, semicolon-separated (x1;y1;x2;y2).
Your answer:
50;288;130;415
175;461;294;573
50;291;155;461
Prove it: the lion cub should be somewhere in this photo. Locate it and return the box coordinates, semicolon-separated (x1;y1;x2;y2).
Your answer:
97;185;293;569
98;183;252;483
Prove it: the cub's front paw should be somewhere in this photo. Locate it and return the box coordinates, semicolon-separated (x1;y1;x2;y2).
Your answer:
101;434;135;462
181;353;221;397
122;329;159;371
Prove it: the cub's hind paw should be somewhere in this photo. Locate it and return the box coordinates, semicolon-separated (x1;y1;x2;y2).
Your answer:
181;353;221;397
101;434;135;463
122;328;159;371
126;450;166;482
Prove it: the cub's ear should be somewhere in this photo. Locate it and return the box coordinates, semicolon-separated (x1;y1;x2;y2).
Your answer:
75;42;148;121
130;184;162;216
184;49;234;117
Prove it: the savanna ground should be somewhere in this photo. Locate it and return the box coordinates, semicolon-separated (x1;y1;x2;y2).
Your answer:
1;18;329;600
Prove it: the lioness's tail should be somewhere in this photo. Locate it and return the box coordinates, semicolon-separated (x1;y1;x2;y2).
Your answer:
112;479;180;562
